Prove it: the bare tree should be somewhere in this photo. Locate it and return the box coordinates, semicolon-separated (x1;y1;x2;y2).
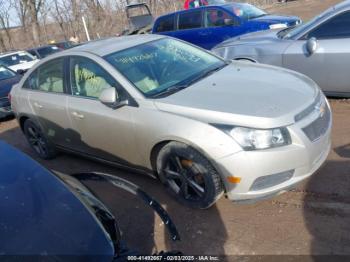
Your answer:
0;0;15;50
21;0;42;45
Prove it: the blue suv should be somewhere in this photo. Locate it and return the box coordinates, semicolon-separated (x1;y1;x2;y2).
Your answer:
152;3;301;50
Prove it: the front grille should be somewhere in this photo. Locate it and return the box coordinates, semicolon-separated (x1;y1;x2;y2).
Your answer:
302;105;331;142
250;170;294;191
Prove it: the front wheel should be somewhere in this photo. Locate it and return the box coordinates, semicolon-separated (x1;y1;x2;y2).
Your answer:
156;142;224;209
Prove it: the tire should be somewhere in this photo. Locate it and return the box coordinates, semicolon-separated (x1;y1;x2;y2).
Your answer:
23;119;57;160
156;142;224;209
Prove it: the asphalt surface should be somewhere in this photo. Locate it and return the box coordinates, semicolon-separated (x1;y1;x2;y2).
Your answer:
1;0;349;257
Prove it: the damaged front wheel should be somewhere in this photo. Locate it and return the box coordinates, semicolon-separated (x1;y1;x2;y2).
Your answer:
156;142;224;209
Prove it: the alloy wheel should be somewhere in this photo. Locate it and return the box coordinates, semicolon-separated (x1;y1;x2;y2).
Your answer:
164;155;206;201
27;126;48;157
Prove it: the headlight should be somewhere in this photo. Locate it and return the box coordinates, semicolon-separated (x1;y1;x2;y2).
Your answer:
269;23;287;30
213;125;291;150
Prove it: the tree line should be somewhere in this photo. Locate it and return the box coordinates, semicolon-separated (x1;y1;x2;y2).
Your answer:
0;0;276;52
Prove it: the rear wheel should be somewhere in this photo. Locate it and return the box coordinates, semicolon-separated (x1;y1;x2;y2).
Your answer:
156;142;224;209
23;119;57;160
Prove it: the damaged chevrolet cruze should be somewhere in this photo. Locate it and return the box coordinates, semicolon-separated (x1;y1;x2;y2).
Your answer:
10;35;332;209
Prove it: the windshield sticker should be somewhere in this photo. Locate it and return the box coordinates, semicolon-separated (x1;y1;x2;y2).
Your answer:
116;52;157;64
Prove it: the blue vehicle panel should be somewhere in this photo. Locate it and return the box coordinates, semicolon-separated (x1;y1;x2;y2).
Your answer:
0;141;114;260
152;3;301;49
0;66;21;118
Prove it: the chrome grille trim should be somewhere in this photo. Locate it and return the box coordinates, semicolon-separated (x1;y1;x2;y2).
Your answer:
302;105;331;142
294;92;321;122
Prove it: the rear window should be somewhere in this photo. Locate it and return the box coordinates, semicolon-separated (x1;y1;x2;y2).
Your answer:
155;15;175;32
37;46;61;58
178;10;202;30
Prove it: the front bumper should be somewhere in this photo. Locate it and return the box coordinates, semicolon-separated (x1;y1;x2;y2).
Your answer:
215;100;332;202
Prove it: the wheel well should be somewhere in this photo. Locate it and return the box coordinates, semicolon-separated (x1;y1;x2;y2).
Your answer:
234;57;257;63
19;116;29;131
150;141;171;173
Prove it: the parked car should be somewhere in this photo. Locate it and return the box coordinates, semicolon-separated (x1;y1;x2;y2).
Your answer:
152;2;301;49
0;50;39;74
10;35;331;209
122;2;154;35
0;66;21;119
212;0;350;97
50;41;79;50
52;40;77;50
0;140;180;259
27;45;62;59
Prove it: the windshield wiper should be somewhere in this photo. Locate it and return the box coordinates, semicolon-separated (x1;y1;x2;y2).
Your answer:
253;13;267;19
151;84;189;98
151;63;228;99
185;63;228;86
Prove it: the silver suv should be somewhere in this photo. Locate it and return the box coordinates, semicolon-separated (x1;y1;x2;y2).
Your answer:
10;35;332;209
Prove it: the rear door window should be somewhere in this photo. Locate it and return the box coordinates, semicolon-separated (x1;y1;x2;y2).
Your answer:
155;15;175;32
178;10;203;30
37;58;65;93
23;71;38;90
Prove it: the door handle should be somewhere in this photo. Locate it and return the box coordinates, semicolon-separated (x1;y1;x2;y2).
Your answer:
33;102;43;109
72;111;85;119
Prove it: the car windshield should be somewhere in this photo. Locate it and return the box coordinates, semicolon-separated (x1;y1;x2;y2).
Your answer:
37;46;61;58
280;7;334;39
105;38;226;98
0;52;35;67
0;66;16;80
224;3;267;20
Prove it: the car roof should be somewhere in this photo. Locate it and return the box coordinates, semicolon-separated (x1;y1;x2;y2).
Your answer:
33;45;57;51
63;34;165;57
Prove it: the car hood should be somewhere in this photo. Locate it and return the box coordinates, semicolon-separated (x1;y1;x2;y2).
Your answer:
154;62;319;129
0;141;114;259
252;14;300;25
0;75;21;98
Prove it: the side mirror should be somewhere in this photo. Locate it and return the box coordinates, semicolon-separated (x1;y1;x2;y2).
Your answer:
99;87;129;109
306;37;318;55
16;69;25;75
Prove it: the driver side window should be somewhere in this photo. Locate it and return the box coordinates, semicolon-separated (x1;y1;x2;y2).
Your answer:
205;9;236;27
70;57;117;99
305;11;350;39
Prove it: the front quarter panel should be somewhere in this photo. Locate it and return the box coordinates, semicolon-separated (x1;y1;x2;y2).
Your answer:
213;40;291;67
132;100;243;169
